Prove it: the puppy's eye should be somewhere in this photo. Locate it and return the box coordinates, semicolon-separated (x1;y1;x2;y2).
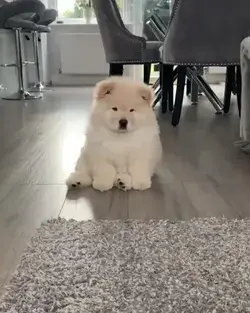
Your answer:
130;109;135;112
112;107;118;111
105;90;111;95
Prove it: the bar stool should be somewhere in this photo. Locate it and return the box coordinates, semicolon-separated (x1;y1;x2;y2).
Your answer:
0;0;45;100
27;9;57;92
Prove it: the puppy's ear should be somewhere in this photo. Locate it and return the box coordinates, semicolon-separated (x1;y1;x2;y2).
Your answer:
94;79;115;99
139;85;155;107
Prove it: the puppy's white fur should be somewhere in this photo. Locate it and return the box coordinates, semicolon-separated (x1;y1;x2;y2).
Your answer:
66;77;162;192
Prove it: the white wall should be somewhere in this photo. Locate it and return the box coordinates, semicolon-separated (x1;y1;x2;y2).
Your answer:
47;23;131;86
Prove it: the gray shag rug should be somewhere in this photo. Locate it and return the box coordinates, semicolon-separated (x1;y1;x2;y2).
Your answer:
1;218;250;313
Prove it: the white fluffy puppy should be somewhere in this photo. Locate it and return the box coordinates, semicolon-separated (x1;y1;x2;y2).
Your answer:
66;77;162;192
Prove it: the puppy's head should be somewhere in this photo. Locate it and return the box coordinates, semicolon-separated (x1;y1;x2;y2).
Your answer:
92;77;155;133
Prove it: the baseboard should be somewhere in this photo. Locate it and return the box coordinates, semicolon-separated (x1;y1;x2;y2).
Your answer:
50;74;108;86
49;72;225;87
205;73;225;84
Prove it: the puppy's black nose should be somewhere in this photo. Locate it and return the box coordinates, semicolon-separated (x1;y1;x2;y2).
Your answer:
119;119;128;129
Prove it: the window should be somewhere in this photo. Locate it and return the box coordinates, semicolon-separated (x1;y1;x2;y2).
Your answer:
57;0;93;21
57;0;130;23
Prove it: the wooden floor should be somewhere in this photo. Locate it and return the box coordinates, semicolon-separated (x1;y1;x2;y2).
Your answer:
0;85;250;293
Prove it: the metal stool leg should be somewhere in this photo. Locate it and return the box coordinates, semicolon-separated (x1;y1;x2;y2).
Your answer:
29;31;53;92
2;29;42;100
153;86;162;107
152;77;160;90
187;67;223;113
191;67;203;104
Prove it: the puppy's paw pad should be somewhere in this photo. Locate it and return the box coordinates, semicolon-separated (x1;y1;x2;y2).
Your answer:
115;174;132;191
117;179;127;191
66;172;92;188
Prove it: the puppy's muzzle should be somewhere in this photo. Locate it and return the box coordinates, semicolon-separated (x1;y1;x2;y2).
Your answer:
119;119;128;130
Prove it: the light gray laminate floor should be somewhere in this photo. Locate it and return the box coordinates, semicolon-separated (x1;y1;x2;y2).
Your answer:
0;85;249;294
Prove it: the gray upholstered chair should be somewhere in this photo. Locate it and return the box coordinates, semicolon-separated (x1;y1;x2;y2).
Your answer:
92;0;162;81
161;0;250;126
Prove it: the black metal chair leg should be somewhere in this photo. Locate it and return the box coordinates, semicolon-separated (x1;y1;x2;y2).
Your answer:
143;63;151;84
191;79;199;104
109;63;124;76
186;78;191;96
236;65;242;117
172;66;186;126
223;66;234;113
160;63;168;114
167;65;174;112
231;66;237;95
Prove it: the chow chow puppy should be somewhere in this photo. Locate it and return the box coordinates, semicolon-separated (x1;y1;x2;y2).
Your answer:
66;77;162;192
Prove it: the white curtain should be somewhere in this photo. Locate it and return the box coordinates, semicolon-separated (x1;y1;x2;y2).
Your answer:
122;0;146;80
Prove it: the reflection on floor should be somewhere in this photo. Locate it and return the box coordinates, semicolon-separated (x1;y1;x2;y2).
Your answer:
0;85;249;294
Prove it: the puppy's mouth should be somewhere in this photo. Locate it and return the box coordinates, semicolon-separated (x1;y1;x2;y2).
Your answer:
117;128;128;133
116;127;128;133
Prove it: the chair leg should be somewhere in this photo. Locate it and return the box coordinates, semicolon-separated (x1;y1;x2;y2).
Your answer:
161;64;173;114
143;63;151;84
231;66;237;95
236;65;242;117
160;63;167;113
223;66;235;113
191;79;199;104
109;63;124;76
172;66;186;127
167;65;174;112
186;78;191;96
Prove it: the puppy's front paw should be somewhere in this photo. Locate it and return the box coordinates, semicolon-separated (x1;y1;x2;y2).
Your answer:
115;173;132;191
92;179;113;192
66;171;92;188
132;176;152;191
